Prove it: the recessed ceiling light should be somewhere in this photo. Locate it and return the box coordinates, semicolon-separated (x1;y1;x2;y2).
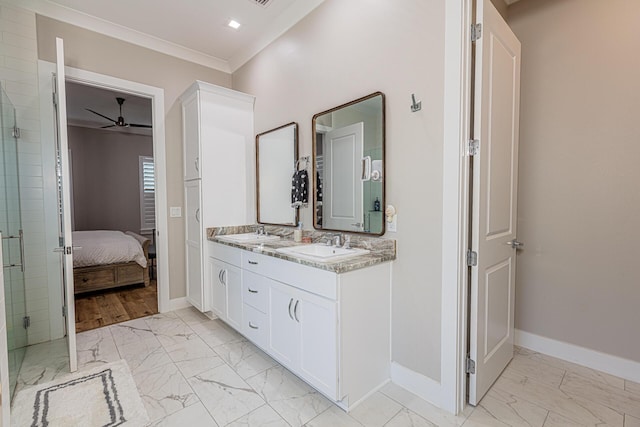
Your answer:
228;20;241;30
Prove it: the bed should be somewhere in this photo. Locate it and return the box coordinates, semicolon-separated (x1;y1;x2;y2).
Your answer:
72;230;151;294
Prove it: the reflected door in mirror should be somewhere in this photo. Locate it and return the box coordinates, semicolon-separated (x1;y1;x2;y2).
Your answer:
323;122;364;231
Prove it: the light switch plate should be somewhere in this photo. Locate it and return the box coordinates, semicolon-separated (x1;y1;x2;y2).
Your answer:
387;214;397;232
170;207;182;218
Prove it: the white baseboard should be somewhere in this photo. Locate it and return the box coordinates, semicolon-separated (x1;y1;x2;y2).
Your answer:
390;362;442;408
167;297;192;312
515;329;640;383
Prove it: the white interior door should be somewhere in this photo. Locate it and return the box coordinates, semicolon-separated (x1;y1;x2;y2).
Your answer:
323;122;364;231
468;0;521;405
53;37;77;372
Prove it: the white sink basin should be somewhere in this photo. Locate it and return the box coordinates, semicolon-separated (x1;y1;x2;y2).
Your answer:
216;233;281;244
276;243;369;263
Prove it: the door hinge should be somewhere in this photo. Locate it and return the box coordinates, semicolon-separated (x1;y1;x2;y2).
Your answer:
467;139;479;156
62;305;67;318
471;23;482;42
23;316;31;329
467;249;478;267
12;126;20;139
466;357;476;374
52;91;57;107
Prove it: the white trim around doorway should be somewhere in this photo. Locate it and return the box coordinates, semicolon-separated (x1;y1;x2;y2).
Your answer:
38;61;170;337
441;0;473;415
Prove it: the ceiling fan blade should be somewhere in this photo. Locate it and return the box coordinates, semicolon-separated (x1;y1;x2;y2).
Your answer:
101;124;116;129
86;108;117;123
128;123;153;128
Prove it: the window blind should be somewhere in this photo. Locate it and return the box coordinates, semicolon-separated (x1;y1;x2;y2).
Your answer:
139;156;155;231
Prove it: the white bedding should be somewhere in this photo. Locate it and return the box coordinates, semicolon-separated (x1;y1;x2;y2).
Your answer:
72;230;148;268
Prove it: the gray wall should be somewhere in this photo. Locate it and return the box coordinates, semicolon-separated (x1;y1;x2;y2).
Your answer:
509;0;640;361
36;15;231;299
233;0;446;381
68;126;152;233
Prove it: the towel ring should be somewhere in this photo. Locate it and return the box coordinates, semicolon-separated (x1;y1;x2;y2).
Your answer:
295;156;310;171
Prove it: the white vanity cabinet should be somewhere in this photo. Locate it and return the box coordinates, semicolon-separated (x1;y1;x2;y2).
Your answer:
181;81;255;312
268;279;338;398
209;241;391;411
208;243;243;330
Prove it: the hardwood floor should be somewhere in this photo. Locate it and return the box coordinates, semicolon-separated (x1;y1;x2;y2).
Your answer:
74;279;158;333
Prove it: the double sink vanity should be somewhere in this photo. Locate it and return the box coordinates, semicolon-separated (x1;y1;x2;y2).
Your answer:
180;81;394;410
205;226;395;410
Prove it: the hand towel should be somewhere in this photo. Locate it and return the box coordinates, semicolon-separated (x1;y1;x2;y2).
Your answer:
291;170;309;208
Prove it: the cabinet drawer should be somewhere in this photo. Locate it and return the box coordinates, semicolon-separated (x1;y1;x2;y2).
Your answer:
209;242;242;267
243;271;269;313
117;264;143;283
241;251;338;300
242;304;268;349
75;268;115;286
74;268;115;292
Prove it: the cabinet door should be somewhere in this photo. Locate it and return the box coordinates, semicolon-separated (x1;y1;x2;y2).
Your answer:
225;264;243;330
185;181;201;242
183;93;201;180
268;281;300;368
298;292;338;399
185;181;204;311
209;258;227;319
186;242;203;311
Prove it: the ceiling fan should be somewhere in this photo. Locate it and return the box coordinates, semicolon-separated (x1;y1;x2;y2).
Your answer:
86;97;152;129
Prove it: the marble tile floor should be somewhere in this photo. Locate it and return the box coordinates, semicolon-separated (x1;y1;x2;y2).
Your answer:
12;308;640;426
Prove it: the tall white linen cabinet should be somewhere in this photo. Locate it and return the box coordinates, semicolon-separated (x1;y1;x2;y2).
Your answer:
180;81;255;312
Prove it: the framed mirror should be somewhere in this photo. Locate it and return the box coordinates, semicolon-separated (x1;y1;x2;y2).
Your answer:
256;122;298;226
313;92;385;235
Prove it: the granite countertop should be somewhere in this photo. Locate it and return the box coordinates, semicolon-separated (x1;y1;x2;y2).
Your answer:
206;225;396;274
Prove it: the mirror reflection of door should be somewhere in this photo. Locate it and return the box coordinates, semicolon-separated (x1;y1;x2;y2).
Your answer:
323;122;364;231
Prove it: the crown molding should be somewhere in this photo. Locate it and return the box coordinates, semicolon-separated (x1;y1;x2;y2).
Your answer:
7;0;232;73
9;0;327;75
228;0;325;72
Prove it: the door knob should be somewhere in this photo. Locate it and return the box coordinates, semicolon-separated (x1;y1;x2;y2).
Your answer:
508;239;524;249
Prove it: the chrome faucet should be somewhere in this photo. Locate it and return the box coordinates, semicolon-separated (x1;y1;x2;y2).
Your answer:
322;233;343;247
256;225;265;235
342;235;351;249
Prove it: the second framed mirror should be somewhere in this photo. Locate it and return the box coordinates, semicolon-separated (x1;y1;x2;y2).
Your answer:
313;92;385;235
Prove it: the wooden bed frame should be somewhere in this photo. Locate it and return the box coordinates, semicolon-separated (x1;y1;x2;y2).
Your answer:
73;232;151;295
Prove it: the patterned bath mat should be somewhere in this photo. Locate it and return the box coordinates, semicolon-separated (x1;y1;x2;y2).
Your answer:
11;359;148;427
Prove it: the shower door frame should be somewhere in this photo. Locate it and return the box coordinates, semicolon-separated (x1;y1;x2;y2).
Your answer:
0;84;28;405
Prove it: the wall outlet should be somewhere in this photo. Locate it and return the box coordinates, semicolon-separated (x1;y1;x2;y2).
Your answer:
170;207;182;218
387;214;397;232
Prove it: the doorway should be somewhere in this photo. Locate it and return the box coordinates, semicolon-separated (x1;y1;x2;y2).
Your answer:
37;60;170;340
64;81;158;332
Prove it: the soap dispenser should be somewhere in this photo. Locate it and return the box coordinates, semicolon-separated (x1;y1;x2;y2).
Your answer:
294;222;303;243
373;197;381;211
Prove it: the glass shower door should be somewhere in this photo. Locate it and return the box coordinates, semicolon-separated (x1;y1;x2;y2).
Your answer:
0;84;27;400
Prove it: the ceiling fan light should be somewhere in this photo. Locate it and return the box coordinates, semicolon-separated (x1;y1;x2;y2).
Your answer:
228;19;241;30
